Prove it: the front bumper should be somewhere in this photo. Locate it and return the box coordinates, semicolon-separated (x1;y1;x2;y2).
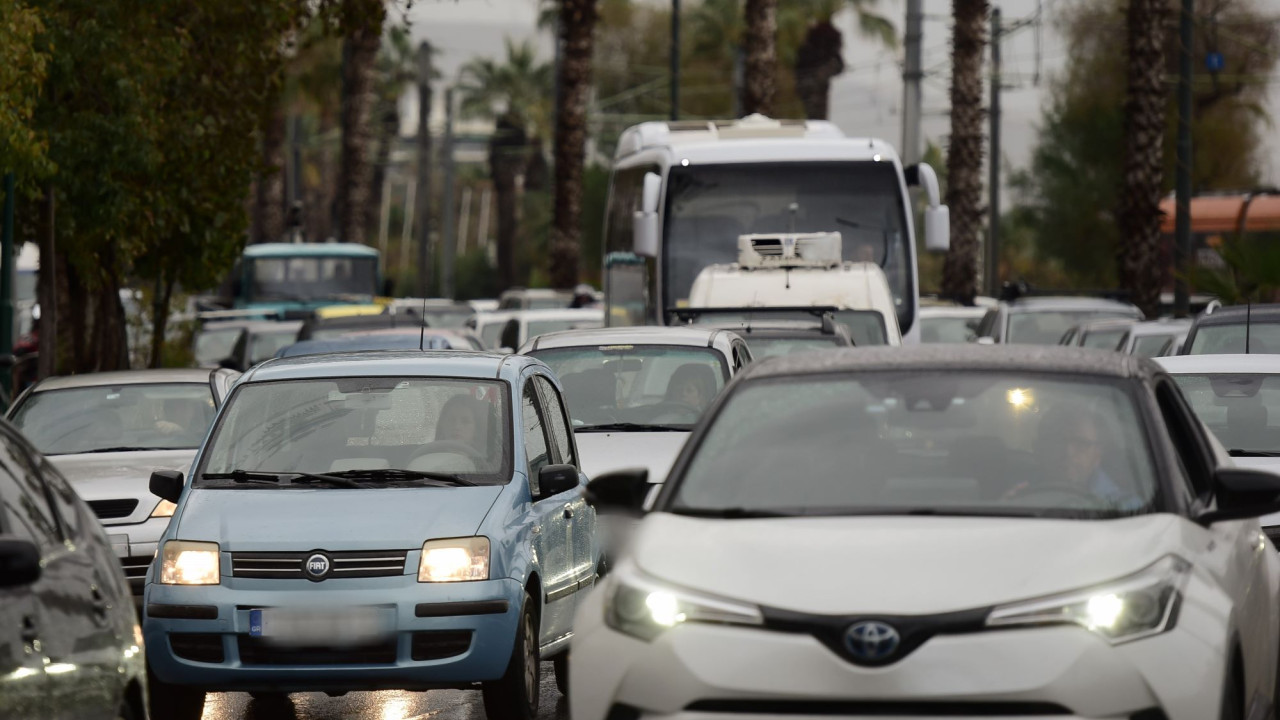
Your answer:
104;516;168;598
144;574;523;692
569;584;1230;720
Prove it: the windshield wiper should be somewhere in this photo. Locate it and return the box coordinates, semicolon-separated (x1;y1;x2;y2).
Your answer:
1228;449;1280;457
81;446;169;454
201;469;364;489
669;507;794;518
325;468;477;486
577;422;689;433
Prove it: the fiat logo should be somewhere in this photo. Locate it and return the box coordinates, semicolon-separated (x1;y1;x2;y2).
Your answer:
304;552;331;581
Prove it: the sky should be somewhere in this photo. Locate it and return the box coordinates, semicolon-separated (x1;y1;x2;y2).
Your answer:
403;0;1280;187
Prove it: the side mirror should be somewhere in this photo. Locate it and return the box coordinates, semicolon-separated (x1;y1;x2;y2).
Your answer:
0;536;41;588
632;172;662;257
537;464;580;500
217;357;241;371
924;205;950;253
150;469;185;505
1199;467;1280;524
584;468;650;516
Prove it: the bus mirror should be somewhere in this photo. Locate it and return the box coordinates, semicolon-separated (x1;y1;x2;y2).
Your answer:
633;212;659;257
641;172;662;214
924;205;950;253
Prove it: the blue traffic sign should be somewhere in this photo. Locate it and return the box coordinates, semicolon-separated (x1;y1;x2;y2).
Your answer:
1206;51;1225;72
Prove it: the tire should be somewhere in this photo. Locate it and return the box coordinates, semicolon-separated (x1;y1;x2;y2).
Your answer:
249;691;292;704
147;668;205;720
482;592;540;720
553;653;569;696
115;695;139;720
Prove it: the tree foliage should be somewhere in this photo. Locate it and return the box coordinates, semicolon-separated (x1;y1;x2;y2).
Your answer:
0;1;51;183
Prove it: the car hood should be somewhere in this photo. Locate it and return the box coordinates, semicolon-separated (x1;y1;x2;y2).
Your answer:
173;485;505;551
50;449;196;502
632;513;1185;615
575;432;688;483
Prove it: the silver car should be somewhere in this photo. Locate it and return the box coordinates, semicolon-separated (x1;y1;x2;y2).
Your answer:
7;368;238;602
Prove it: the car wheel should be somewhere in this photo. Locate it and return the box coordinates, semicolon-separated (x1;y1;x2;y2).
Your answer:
148;668;205;720
482;592;540;720
553;653;569;696
115;697;139;720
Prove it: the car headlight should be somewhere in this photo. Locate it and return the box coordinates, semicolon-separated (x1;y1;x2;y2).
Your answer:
986;555;1190;643
151;500;177;518
604;564;762;642
418;537;489;582
159;540;220;585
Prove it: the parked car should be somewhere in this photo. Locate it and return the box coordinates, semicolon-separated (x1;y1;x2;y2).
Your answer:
389;299;477;329
7;368;237;604
193;322;248;369
277;328;485;358
918;305;986;343
296;311;417;342
239;321;303;368
1182;304;1280;355
495;309;604;352
0;416;147;720
1120;319;1192;357
497;288;571;311
575;346;1280;720
975;296;1143;345
144;351;599;720
468;311;519;351
721;318;853;357
1058;317;1136;350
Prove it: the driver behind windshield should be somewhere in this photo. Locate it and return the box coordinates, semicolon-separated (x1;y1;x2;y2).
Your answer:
1005;405;1143;510
666;363;717;411
436;394;484;452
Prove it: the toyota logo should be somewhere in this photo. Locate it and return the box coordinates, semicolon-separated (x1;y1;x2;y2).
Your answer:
304;552;331;581
845;620;901;664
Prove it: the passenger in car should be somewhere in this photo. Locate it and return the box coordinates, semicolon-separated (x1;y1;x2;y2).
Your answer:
1008;405;1144;510
436;394;485;452
666;364;717;411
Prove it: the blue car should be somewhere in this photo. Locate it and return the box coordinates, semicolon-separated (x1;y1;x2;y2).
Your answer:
143;351;599;720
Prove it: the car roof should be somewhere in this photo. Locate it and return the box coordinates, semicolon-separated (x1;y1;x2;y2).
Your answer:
1076;318;1137;332
516;308;605;321
1127;319;1192;336
34;368;214;391
1155;354;1280;374
244;350;538;383
243;242;379;259
919;306;988;319
1005;296;1142;313
738;346;1157;382
1194;304;1280;325
524;325;730;350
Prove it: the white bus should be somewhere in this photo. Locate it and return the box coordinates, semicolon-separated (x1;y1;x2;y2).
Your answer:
601;115;948;342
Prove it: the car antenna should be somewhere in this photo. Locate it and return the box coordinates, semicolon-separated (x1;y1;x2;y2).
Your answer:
419;296;428;351
1246;300;1252;354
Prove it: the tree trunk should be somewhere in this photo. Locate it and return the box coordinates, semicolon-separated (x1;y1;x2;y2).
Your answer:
794;21;844;120
337;0;385;245
490;116;528;292
741;0;777;116
1116;0;1170;319
368;102;399;242
254;101;287;244
550;0;600;289
149;273;175;369
940;0;988;305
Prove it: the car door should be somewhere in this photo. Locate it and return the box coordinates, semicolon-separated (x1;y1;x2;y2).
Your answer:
520;376;576;647
534;376;595;609
0;466;49;720
0;432;118;720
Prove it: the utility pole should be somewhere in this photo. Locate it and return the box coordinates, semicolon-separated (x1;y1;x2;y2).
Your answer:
670;0;681;121
415;41;435;297
987;7;1002;297
440;88;458;299
900;0;924;165
1;173;14;368
1173;0;1194;318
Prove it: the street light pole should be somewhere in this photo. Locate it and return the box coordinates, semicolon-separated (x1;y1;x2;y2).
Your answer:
987;7;1002;297
670;0;680;121
1173;0;1194;318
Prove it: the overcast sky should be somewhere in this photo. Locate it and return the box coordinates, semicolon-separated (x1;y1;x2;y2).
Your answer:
403;0;1280;186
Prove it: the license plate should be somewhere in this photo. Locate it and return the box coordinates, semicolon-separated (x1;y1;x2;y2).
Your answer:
248;607;390;647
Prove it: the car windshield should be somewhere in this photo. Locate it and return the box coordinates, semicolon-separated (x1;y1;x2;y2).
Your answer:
920;316;978;343
422;309;473;328
250;330;299;365
687;310;887;346
1188;323;1280;355
12;383;216;455
1171;373;1280;454
528;298;567;310
1132;334;1174;357
527;318;603;338
247;256;377;302
1008;310;1135;345
195;327;242;366
199;377;511;486
530;345;729;429
1081;328;1127;350
670;372;1156;518
480;321;506;349
742;335;845;357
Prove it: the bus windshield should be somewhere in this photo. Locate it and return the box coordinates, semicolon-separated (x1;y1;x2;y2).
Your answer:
662;161;912;332
248;256;378;303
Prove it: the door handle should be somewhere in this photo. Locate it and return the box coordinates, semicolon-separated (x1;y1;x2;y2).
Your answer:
20;616;38;645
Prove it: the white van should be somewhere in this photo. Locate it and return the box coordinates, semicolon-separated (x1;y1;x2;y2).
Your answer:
684;232;902;345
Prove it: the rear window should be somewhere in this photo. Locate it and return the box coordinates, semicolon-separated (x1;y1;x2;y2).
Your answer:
1188;323;1280;355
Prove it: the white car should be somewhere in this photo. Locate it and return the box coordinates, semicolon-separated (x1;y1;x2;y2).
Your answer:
918;305;986;343
573;346;1280;720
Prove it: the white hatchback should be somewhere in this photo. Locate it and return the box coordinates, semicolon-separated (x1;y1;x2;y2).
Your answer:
571;347;1280;720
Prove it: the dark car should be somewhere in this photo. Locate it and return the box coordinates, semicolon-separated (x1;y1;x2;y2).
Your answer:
0;418;147;720
1181;304;1280;355
1057;318;1136;351
975;296;1143;345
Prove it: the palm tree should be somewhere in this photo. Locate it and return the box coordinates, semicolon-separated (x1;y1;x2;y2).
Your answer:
337;0;386;245
1115;0;1171;319
367;25;420;238
741;0;778;115
459;39;553;290
940;0;987;304
550;0;601;289
787;0;896;120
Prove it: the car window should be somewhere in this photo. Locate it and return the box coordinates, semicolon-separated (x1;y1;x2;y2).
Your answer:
920;316;978;344
522;381;552;493
670;372;1157;518
199;377;511;484
0;442;61;549
1132;334;1173;357
535;376;575;467
1188;323;1280;355
1170;373;1280;458
195;327;244;366
743;336;847;357
1007;311;1136;345
12;382;216;455
1081;328;1127;350
250;330;299;364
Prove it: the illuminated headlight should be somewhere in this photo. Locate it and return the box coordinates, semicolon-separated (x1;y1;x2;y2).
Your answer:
604;564;762;642
418;537;489;582
159;540;220;585
986;555;1190;643
151;500;177;518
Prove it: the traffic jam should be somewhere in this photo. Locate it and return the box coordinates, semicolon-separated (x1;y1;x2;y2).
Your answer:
6;117;1280;720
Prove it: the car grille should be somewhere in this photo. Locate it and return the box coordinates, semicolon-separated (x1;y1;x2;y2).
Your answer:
410;631;472;661
231;550;409;580
88;499;139;520
237;636;397;665
121;555;152;595
170;634;225;664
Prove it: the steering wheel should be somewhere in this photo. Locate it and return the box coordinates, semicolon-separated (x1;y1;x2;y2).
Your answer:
411;440;485;468
1004;483;1100;508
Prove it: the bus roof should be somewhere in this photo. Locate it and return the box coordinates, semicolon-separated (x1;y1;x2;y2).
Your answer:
243;242;380;259
614;115;898;165
1158;193;1280;234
